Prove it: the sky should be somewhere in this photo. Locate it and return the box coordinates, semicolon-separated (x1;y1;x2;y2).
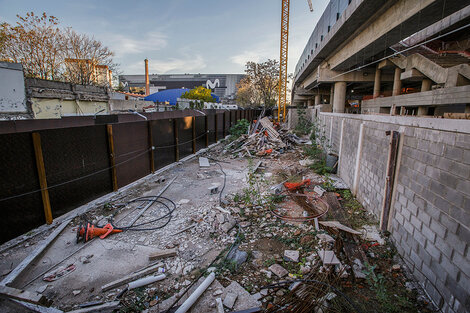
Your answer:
0;0;329;76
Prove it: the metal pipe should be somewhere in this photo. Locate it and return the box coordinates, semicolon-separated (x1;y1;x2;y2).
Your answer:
174;272;215;313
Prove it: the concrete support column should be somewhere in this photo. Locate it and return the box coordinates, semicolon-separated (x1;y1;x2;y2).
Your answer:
333;82;347;113
373;67;381;98
421;79;432;92
315;94;321;105
307;99;314;107
330;84;335;104
417;106;427;116
392;68;402;96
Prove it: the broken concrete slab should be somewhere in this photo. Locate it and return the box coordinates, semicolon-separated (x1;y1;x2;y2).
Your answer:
223;292;238;309
222;281;261;312
283;250;299;262
199;157;210;167
317;250;341;265
361;225;385;245
268;264;288;277
316;233;335;243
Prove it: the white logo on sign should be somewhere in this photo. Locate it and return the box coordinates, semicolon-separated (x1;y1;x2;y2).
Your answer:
206;79;220;89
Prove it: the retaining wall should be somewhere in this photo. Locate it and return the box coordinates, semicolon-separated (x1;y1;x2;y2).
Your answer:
316;112;470;313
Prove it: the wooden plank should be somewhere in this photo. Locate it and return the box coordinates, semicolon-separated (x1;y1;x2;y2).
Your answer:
174;119;179;162
319;221;361;235
1;219;70;286
101;263;163;292
32;132;53;225
148;121;155;173
67;301;120;313
381;130;400;231
0;285;49;306
106;124;118;191
192;116;196;154
148;248;177;261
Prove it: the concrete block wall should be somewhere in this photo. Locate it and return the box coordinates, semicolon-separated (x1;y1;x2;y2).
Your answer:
316;113;470;313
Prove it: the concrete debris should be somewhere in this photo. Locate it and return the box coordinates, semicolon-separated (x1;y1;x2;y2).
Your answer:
313;185;326;196
392;264;401;271
223;292;238;309
317;250;341;265
216;298;224;313
352;259;366;279
316;233;335;243
178;199;191;205
209;184;220;194
72;290;81;296
299;159;314;167
283;250;300;262
213;289;223;296
36;285;48;294
268;264;288;278
199;157;210;167
361;225;385;245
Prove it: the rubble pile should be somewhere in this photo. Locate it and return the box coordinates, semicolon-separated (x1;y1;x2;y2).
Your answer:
224;117;308;158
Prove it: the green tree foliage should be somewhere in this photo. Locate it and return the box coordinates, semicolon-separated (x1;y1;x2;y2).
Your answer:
236;59;279;108
181;86;216;103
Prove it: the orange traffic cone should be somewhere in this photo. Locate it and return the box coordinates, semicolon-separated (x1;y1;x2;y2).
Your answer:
76;223;122;243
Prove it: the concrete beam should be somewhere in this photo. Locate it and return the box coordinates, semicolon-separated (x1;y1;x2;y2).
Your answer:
401;69;424;81
362;85;470;108
326;0;468;71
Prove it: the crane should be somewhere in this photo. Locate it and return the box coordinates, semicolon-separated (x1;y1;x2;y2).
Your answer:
278;0;313;122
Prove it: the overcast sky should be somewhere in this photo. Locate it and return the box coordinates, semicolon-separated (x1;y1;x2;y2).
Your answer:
0;0;329;75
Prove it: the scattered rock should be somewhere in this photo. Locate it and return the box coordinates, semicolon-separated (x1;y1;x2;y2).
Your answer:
293;229;301;236
213;289;223;296
284;250;299;262
72;290;81;296
216;213;225;224
276;290;285;297
252;292;262;301
226;247;248;266
300;265;311;274
300;235;315;246
314;185;326;196
269;264;288;278
392;264;401;271
252;250;263;259
361;225;385;245
318;250;340;265
178;199;190;205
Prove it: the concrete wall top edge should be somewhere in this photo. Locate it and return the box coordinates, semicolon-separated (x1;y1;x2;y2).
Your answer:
319;112;470;134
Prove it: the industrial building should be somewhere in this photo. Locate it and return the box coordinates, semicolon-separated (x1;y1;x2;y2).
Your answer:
119;73;245;100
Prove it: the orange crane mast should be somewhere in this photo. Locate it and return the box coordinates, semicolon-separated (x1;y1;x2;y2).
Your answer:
278;0;313;122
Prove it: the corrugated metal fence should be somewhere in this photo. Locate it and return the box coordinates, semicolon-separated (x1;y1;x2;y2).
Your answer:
0;109;262;243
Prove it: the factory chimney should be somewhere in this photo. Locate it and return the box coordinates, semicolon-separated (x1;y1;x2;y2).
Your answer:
145;59;150;96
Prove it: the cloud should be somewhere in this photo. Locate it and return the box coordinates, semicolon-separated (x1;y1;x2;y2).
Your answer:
107;31;168;55
230;39;278;67
126;54;207;74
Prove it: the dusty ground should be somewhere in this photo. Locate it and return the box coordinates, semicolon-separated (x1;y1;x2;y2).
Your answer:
0;136;436;313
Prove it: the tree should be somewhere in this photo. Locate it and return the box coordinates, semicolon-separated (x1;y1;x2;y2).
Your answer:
0;12;117;86
237;59;279;107
235;77;260;107
61;28;116;86
181;86;216;103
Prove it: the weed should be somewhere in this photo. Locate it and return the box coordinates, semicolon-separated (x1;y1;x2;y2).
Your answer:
294;104;313;136
229;119;250;140
264;257;276;267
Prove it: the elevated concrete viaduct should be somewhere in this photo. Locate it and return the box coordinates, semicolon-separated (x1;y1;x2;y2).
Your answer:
292;0;470;117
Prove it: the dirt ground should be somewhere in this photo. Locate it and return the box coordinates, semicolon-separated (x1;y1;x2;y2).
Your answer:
0;139;436;313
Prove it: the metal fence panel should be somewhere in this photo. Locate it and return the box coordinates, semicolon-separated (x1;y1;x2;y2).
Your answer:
0;133;44;244
151;119;175;169
40;125;112;218
178;117;193;159
113;122;151;188
195;116;206;151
